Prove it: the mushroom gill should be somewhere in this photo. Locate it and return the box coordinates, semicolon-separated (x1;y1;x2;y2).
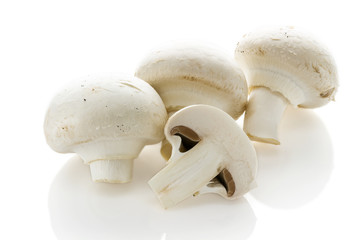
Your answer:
170;126;201;152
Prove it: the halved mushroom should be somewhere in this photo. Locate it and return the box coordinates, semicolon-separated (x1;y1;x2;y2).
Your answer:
235;26;338;144
135;41;248;159
148;105;257;208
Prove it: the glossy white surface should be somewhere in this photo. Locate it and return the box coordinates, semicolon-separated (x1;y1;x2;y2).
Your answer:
251;107;333;209
49;147;256;240
46;106;341;240
1;0;360;239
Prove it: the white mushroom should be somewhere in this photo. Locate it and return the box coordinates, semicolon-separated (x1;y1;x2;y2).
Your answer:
235;26;338;144
148;105;257;209
135;42;248;157
44;73;167;183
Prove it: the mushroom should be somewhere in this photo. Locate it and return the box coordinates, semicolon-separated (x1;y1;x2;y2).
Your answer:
44;73;167;183
235;26;338;144
148;105;257;208
135;41;248;158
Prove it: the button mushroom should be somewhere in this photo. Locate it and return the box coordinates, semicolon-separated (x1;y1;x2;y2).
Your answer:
44;73;167;183
135;42;248;157
235;26;338;144
148;105;257;208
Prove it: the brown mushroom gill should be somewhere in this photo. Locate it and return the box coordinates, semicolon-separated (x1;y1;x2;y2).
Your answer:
217;169;236;197
170;126;236;197
170;125;201;152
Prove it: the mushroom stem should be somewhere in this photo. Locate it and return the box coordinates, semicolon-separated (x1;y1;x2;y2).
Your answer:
73;139;146;183
160;112;177;160
148;142;223;209
89;159;134;183
244;87;288;145
160;139;172;160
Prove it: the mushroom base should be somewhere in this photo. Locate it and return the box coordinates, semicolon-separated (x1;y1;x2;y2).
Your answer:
244;87;288;145
89;159;133;183
73;138;149;183
160;139;172;160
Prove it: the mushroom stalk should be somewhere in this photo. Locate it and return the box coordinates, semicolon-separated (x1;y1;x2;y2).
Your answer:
160;139;172;160
160;112;176;160
148;141;223;209
90;159;133;183
73;139;146;183
244;87;288;145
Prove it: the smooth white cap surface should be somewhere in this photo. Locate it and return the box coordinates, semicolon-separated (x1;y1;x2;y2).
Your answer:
44;73;167;163
235;26;338;108
135;42;248;119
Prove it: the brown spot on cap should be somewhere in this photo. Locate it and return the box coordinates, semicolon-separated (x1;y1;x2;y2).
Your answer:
320;87;335;98
312;64;320;74
256;47;265;56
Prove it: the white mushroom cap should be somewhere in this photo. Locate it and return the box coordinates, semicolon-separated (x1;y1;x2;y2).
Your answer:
235;26;338;108
135;41;248;118
148;105;257;208
44;73;167;183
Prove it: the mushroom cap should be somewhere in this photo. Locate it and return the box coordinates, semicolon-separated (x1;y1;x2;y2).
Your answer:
235;26;338;108
135;42;248;119
44;73;167;154
165;105;257;198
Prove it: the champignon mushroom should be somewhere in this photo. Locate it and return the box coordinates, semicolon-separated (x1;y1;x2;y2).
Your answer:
235;26;338;144
135;41;248;158
44;73;167;183
148;105;257;208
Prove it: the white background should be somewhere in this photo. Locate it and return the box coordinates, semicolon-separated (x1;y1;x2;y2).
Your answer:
1;0;360;239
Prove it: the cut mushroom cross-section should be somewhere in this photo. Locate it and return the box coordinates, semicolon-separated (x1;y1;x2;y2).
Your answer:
148;105;257;209
235;26;338;144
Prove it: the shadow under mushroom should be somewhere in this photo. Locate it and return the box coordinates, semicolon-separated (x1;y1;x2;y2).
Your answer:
249;106;334;209
48;144;257;240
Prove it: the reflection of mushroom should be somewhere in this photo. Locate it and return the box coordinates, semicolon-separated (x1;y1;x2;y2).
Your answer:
235;26;338;144
135;42;248;158
148;105;257;208
44;73;167;183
